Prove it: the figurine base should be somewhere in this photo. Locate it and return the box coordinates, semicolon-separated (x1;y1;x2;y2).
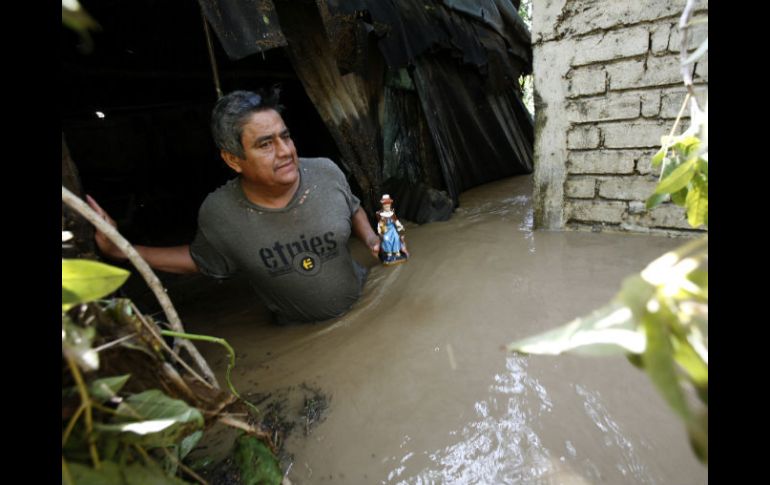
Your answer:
380;253;408;266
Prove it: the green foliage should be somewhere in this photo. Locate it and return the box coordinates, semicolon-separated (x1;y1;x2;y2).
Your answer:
61;0;101;54
61;256;282;483
508;238;708;462
234;434;283;485
646;132;708;229
62;259;130;310
95;390;204;448
89;375;131;403
68;460;190;485
506;302;643;356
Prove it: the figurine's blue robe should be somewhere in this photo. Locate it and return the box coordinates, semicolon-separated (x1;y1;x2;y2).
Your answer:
382;219;401;254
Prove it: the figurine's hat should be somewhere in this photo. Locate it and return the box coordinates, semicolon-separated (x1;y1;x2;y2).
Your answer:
380;194;394;204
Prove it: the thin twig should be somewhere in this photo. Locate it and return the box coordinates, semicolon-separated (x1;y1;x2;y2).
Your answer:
91;402;123;416
62;457;74;485
62;403;86;446
666;92;692;140
218;415;273;443
130;301;214;390
162;447;210;485
61;186;220;389
162;362;203;404
65;354;100;469
92;332;138;353
133;444;153;464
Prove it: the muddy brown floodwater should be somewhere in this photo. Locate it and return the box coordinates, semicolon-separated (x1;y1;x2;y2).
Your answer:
176;175;707;484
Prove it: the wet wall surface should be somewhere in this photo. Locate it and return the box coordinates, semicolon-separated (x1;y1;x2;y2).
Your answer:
176;175;707;484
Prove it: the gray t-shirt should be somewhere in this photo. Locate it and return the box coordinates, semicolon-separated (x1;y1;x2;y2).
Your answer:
190;157;366;323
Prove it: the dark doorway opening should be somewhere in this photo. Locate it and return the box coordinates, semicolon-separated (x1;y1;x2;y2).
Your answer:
61;0;340;247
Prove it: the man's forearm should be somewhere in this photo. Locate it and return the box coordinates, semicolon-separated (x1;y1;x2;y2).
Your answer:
132;245;200;274
351;207;378;246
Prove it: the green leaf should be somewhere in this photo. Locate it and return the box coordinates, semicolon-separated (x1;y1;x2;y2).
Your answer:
89;375;131;403
234;434;283;485
686;409;708;464
654;157;696;195
618;275;656;320
686;269;708;295
670;187;688;206
62;1;101;55
696;157;708;177
685;175;708;227
95;390;204;448
61;1;101;33
626;353;645;369
62;259;130;310
672;136;701;158
650;147;667;167
645;192;668;210
507;301;644;356
100;436;121;462
659;154;679;179
671;336;708;388
68;461;124;485
123;461;191;485
642;313;691;421
179;430;203;460
696;383;708;406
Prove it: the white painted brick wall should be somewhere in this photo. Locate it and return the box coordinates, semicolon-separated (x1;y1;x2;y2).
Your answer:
601;120;672;148
660;89;690;119
567;125;601;149
567;92;640;123
650;23;674;54
626;203;692;229
569;150;638;174
598;176;659;200
572;27;649;66
565;177;596;198
567;66;607;97
635;150;664;175
567;200;627;224
607;55;681;90
640;90;661;117
668;22;709;54
694;53;708;83
536;0;686;43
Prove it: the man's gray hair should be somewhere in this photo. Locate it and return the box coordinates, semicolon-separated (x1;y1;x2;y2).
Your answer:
210;87;282;159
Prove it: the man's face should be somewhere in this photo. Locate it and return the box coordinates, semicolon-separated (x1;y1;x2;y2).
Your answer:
382;203;392;212
223;109;299;190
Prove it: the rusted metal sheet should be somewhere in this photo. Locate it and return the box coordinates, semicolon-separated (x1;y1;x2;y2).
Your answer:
197;0;287;59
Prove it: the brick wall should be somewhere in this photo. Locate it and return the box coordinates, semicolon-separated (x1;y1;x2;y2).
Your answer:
532;0;708;235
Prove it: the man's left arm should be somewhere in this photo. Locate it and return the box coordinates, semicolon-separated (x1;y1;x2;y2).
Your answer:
351;207;380;259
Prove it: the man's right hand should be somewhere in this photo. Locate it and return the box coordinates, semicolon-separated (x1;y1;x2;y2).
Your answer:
86;195;127;260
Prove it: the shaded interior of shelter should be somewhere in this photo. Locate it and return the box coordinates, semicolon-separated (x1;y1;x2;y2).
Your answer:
61;0;535;307
61;0;342;247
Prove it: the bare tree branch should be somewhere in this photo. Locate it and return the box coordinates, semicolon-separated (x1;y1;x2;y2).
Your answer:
62;186;220;389
679;0;702;112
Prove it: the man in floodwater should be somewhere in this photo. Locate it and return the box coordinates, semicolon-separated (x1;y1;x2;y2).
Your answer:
88;88;381;324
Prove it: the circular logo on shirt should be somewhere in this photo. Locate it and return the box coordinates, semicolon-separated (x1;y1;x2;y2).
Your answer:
293;252;321;276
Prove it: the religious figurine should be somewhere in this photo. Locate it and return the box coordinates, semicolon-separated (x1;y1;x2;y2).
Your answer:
376;194;409;266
